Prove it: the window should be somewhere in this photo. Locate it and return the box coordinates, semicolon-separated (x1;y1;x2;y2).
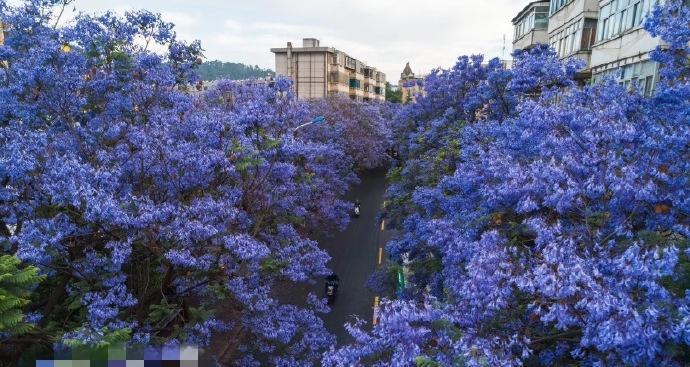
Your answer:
345;56;356;70
535;11;548;28
644;75;654;96
596;0;658;43
514;6;549;41
581;19;598;50
549;18;594;58
550;0;574;15
593;60;658;96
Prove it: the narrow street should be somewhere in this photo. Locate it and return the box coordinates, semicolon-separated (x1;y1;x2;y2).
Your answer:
208;168;393;363
317;168;393;345
275;168;393;345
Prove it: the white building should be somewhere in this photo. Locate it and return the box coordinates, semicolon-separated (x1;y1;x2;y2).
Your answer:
271;38;386;102
511;0;686;92
512;1;551;51
590;0;663;95
547;0;600;79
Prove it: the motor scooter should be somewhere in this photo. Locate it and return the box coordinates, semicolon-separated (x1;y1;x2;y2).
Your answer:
325;274;339;304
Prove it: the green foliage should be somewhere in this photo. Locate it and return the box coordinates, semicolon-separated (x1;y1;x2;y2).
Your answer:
197;60;273;81
0;255;44;335
415;356;440;367
63;327;132;348
386;82;402;103
148;301;180;325
260;257;287;275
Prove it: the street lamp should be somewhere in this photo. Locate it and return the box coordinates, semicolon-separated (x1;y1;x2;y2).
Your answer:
293;115;326;134
291;116;327;142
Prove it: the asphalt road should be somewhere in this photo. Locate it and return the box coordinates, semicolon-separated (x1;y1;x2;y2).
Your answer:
203;168;394;363
317;167;392;345
274;168;392;346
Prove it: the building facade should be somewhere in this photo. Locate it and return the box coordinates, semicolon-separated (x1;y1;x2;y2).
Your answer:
271;38;386;102
512;1;551;51
590;0;662;95
399;62;425;104
547;0;600;79
511;0;671;92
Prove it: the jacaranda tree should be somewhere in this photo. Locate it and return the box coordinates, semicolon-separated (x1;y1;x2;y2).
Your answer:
0;1;391;365
304;96;396;171
326;1;690;366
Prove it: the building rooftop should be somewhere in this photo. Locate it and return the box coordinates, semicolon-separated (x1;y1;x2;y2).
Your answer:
402;62;414;77
512;0;550;23
270;46;335;53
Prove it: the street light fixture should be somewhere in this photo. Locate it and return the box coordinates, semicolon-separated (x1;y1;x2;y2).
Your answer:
291;116;327;143
293;115;326;134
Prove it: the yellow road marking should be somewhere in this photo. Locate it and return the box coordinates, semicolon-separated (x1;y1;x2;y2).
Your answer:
378;247;383;265
380;220;385;231
373;296;380;325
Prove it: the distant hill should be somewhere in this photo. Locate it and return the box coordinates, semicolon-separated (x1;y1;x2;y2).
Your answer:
197;61;274;81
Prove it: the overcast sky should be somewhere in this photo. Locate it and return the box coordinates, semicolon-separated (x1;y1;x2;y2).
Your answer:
63;0;527;83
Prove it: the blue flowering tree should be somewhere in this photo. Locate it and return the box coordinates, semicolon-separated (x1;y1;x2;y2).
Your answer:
327;1;690;366
0;1;390;365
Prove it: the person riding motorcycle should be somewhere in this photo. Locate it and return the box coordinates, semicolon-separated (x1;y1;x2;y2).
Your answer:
354;200;361;217
325;273;340;304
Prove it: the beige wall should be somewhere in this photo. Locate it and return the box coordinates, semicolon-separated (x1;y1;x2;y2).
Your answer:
513;29;550;50
273;43;385;101
274;53;289;76
591;28;660;71
400;78;424;104
548;0;599;34
294;52;327;99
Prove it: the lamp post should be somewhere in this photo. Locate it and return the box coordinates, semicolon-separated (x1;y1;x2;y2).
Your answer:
292;115;326;140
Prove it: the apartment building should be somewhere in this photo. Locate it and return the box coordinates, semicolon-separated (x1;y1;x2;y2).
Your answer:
512;1;551;50
271;38;386;102
399;62;425;104
547;0;600;80
511;0;688;95
590;0;662;95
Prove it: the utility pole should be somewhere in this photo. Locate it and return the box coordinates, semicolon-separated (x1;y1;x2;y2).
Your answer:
502;34;506;60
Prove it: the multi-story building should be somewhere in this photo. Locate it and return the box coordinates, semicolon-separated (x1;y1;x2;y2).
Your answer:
512;1;551;50
590;0;662;95
399;62;425;104
511;0;682;94
271;38;386;102
547;0;600;80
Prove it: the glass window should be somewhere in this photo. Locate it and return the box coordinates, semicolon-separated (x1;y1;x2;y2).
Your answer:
644;75;653;96
550;0;573;15
594;60;658;96
602;3;611;18
638;1;646;24
569;33;576;54
597;0;656;43
611;12;620;36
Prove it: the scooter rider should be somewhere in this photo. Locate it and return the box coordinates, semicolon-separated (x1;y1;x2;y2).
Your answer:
325;273;340;304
